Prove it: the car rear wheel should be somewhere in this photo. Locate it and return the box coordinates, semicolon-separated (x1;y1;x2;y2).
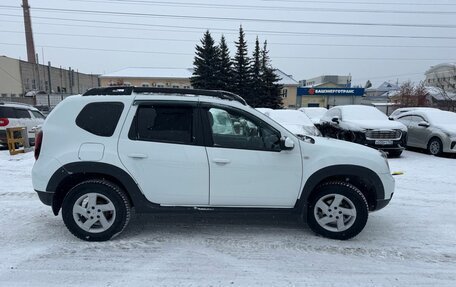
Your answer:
428;138;443;156
62;179;131;241
307;181;369;240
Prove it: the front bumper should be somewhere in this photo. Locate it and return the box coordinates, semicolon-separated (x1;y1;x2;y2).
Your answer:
35;190;54;206
376;194;393;211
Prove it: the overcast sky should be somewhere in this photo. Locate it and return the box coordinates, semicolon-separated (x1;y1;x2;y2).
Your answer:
1;0;455;87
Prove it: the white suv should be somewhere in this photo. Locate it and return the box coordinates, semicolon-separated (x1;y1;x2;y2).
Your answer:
0;102;45;146
32;87;395;241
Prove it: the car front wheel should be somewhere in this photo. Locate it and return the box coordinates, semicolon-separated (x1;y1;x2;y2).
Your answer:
307;181;369;240
62;179;131;241
428;138;443;156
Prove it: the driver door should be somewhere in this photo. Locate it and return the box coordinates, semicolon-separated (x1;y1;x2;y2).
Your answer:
202;104;303;207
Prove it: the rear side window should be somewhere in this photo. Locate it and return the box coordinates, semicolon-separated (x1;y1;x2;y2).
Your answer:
76;102;124;137
0;107;31;119
129;105;194;144
0;107;16;118
15;109;31;119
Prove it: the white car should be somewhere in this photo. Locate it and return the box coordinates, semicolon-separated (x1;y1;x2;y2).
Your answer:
319;105;408;157
268;109;321;137
32;87;395;241
389;107;440;120
0;102;45;146
299;107;328;125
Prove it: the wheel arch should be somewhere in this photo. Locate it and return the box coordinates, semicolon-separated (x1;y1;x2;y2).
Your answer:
296;165;385;220
47;162;159;216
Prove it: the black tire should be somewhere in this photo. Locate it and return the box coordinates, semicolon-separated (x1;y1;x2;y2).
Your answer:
387;150;402;158
427;137;443;156
62;179;131;241
307;181;369;240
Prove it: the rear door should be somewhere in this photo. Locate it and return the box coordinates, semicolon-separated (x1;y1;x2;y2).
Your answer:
118;101;209;206
202;104;303;207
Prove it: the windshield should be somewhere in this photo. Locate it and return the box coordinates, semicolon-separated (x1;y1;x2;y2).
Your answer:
427;111;456;125
269;110;314;126
342;106;388;121
301;108;327;120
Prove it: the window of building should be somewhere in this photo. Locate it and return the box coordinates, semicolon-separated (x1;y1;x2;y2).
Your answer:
281;89;288;98
76;102;124;137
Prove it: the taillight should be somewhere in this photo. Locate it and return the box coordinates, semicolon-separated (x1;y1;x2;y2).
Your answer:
34;130;43;160
0;118;9;127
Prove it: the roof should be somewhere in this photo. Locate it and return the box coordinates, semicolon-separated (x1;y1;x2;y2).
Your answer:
273;69;299;86
425;63;456;75
100;67;193;79
425;86;456;101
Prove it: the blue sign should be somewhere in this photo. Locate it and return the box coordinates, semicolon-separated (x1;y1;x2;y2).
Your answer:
298;87;365;96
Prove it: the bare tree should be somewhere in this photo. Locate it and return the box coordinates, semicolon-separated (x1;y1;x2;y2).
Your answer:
394;81;431;108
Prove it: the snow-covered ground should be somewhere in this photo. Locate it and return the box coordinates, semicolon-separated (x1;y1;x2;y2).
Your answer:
0;149;455;286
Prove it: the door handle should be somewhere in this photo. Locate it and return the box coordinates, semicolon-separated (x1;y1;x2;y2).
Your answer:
128;153;148;159
213;158;231;164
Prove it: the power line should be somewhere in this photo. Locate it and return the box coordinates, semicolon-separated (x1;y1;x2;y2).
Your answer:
2;30;456;49
0;42;454;62
2;13;456;41
1;5;455;29
261;0;456;6
68;0;456;15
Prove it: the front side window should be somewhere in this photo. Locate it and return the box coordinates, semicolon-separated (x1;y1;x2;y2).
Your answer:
129;105;194;144
207;107;280;151
31;110;45;119
396;115;411;126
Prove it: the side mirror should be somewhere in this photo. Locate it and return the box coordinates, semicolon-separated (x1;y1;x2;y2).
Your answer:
280;136;295;150
331;116;340;124
418;121;430;128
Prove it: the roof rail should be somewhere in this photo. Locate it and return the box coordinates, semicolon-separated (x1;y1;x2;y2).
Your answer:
82;86;247;105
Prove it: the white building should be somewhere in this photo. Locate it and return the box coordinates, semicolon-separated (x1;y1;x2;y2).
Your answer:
425;63;456;91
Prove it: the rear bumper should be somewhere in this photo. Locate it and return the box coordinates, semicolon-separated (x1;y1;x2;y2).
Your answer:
35;190;54;206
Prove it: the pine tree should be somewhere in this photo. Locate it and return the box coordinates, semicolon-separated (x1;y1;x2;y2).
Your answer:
250;37;262;107
217;35;233;92
232;26;253;104
190;30;220;90
260;40;283;109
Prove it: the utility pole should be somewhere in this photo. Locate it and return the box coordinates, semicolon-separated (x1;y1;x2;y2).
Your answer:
22;0;36;64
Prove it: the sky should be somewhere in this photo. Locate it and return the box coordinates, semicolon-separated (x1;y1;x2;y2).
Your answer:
1;0;455;88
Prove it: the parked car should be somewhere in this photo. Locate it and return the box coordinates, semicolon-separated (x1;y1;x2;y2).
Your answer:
0;102;45;146
299;107;328;125
319;105;407;157
33;87;395;241
268;109;321;137
389;107;440;120
395;109;456;156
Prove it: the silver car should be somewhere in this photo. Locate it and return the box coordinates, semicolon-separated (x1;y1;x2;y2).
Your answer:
395;109;456;155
